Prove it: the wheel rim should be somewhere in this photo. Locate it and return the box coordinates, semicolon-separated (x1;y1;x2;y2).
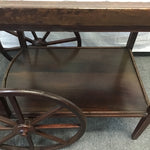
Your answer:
0;89;86;150
0;31;81;61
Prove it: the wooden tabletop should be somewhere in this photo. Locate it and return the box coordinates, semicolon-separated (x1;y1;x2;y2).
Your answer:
1;1;150;9
0;1;150;31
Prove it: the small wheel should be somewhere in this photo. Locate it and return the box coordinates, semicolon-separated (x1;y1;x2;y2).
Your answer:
0;89;86;150
0;31;82;61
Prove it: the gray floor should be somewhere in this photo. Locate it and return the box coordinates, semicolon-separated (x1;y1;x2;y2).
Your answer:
66;55;150;150
0;32;150;150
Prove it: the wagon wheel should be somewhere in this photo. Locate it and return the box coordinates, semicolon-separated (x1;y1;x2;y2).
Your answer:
0;31;81;61
0;89;86;150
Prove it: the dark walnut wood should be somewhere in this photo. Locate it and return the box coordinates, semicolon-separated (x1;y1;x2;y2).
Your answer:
0;1;150;144
1;2;150;31
0;89;86;150
3;47;148;117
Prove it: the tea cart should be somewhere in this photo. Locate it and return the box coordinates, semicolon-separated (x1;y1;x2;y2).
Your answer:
0;1;150;149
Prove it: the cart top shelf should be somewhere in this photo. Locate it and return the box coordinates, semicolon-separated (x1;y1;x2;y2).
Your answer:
0;1;150;31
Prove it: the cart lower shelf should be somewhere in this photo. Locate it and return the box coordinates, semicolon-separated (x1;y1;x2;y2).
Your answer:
2;47;148;117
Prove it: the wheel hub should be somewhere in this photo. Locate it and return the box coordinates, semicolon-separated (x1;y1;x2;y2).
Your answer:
17;120;33;136
18;124;31;136
32;38;47;46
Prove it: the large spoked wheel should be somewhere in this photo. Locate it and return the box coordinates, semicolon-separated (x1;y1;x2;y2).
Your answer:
0;31;81;61
0;89;86;150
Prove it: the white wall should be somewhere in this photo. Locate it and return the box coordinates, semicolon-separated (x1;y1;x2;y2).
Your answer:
0;32;150;52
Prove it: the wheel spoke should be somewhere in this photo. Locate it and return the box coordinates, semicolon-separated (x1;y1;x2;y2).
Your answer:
35;124;80;130
8;96;24;124
74;32;82;47
35;130;66;145
0;116;16;126
0;131;16;144
26;134;34;150
17;31;27;49
31;106;62;125
31;32;38;40
24;37;33;44
42;32;50;41
46;37;77;45
5;31;33;43
0;125;13;130
5;31;18;37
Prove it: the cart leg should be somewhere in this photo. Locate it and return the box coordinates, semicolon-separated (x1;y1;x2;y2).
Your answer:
0;97;11;117
132;107;150;139
126;32;138;50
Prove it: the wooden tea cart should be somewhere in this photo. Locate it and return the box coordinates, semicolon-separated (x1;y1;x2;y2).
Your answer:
0;1;150;149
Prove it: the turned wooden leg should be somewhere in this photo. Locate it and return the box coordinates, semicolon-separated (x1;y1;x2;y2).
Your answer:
132;107;150;139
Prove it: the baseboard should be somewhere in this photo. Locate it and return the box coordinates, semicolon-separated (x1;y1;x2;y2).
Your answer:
133;52;150;56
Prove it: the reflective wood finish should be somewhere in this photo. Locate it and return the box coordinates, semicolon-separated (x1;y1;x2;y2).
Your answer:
0;1;150;145
3;47;148;117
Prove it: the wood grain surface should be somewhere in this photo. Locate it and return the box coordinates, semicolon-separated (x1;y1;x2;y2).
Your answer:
3;47;148;117
0;2;150;31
